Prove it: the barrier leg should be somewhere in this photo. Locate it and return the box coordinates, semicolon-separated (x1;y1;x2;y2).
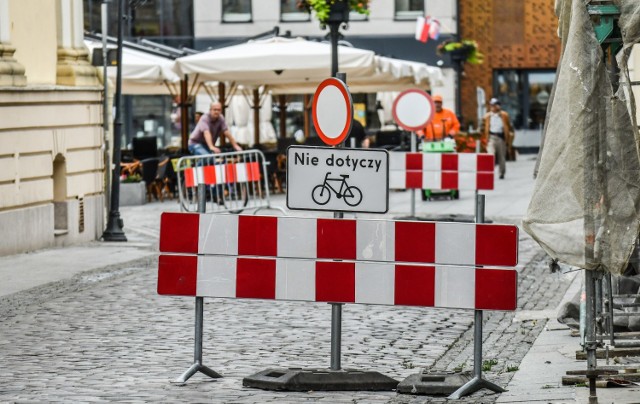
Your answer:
330;303;343;370
174;296;222;383
448;309;505;399
449;194;505;399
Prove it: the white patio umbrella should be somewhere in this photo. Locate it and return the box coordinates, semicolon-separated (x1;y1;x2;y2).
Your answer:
85;38;180;95
173;36;376;87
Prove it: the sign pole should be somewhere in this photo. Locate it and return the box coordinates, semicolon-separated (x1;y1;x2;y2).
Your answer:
330;71;348;371
410;132;417;218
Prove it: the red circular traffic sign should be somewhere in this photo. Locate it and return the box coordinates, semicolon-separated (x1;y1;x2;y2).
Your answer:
392;89;435;132
312;77;353;146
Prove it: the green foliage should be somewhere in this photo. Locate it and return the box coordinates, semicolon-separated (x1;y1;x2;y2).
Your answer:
506;364;519;372
300;0;370;23
482;359;498;371
436;39;484;65
122;173;142;183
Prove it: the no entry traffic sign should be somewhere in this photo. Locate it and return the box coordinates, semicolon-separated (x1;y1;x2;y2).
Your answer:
312;78;353;146
392;89;435;132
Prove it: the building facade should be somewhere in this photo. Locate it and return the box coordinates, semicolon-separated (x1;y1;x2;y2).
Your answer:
0;0;104;256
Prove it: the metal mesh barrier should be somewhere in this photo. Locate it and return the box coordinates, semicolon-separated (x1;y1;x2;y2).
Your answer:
176;150;273;214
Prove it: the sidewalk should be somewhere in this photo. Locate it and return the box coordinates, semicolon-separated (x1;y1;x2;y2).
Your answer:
1;155;635;403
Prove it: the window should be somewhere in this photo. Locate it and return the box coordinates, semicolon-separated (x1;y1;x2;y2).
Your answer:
222;0;252;23
395;0;424;20
280;0;310;22
494;69;555;130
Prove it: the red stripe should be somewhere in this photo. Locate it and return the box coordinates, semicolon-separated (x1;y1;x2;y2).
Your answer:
475;268;517;310
184;168;195;188
157;254;197;296
317;219;356;260
395;221;435;263
316;261;355;303
247;162;261;182
394;265;435;306
477;154;494;172
441;172;458;189
225;164;237;184
405;171;422;189
441;154;458;171
159;212;199;254
238;215;278;257
203;166;217;185
419;23;429;42
236;258;276;299
406;153;423;170
476;172;494;190
475;224;518;266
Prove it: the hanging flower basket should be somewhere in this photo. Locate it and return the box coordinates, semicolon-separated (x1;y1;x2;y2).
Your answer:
436;39;484;65
297;0;370;25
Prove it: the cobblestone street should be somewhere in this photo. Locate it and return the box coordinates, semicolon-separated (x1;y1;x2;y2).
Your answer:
0;224;576;403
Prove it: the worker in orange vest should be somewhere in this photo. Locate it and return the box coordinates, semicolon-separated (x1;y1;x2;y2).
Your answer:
418;94;460;141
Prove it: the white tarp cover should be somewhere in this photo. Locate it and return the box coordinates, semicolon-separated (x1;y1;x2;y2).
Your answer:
84;39;180;94
523;0;640;275
173;36;376;87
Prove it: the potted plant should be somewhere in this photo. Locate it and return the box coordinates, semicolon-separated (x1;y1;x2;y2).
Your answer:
436;39;484;65
297;0;370;26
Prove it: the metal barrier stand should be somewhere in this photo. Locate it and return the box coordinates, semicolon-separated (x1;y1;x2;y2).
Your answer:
449;194;506;399
174;183;222;384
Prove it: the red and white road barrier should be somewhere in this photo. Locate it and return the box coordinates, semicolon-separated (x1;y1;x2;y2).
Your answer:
158;255;517;311
183;161;261;188
159;212;518;267
389;152;495;190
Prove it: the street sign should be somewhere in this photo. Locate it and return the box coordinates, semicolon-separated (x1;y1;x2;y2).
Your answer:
286;145;389;213
312;77;353;146
392;89;435;132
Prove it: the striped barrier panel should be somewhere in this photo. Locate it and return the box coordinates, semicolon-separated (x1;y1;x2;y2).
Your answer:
176;150;275;215
389;152;495;190
158;213;519;311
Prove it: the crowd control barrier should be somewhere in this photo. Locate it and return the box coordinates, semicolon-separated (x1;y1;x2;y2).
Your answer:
176;150;281;215
389;152;495;191
157;207;519;395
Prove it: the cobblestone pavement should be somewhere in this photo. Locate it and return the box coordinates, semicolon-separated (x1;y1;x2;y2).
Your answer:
0;224;576;403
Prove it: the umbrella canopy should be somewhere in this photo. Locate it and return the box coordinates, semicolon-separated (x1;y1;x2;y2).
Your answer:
267;55;443;94
173;36;376;87
85;39;180;95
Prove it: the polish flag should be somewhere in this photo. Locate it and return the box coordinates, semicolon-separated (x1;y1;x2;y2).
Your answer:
415;16;429;43
415;16;441;43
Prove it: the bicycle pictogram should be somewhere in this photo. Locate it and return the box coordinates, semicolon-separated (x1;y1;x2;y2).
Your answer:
311;172;363;207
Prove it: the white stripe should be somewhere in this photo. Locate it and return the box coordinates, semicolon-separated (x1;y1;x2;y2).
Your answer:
356;219;395;262
388;153;406;170
434;266;475;309
422;171;441;189
199;214;239;255
355;262;395;305
215;165;226;184
423;153;441;171
194;166;204;185
277;217;316;259
236;163;248;182
196;256;237;298
458;154;477;172
275;259;315;301
435;222;476;266
389;171;406;189
457;172;477;190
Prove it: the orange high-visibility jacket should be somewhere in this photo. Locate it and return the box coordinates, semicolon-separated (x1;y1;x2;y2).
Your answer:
419;108;460;141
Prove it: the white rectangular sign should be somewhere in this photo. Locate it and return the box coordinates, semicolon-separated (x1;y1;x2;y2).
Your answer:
287;145;389;213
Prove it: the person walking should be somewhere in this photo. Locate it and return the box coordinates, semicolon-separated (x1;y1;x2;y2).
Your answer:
482;98;513;179
418;94;460;141
188;102;242;155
